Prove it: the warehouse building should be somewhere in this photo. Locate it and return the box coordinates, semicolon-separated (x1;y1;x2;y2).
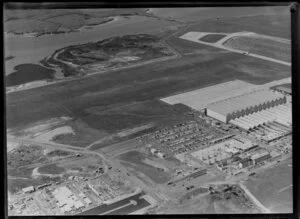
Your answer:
239;158;254;168
251;151;271;165
230;104;292;130
206;89;286;123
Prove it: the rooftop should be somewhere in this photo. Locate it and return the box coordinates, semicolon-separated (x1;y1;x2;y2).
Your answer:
206;89;285;116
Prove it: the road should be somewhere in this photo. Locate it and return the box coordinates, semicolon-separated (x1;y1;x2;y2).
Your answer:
180;31;291;67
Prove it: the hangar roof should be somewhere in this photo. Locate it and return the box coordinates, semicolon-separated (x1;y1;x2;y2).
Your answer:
206;89;285;116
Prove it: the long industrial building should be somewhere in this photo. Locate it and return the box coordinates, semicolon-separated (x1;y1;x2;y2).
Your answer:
206;89;286;123
230;104;292;130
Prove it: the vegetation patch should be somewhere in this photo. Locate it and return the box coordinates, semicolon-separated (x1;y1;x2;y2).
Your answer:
7;145;44;168
45;34;175;77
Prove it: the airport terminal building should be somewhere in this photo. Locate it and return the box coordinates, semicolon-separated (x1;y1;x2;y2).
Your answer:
206;89;286;123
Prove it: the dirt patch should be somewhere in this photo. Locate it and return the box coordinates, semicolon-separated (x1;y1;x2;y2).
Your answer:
7;145;44;168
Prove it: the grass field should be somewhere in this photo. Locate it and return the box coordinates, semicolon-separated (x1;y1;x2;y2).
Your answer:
223;36;291;62
245;159;293;213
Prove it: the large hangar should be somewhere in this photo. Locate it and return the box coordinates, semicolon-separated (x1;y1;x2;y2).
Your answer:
206;89;286;123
